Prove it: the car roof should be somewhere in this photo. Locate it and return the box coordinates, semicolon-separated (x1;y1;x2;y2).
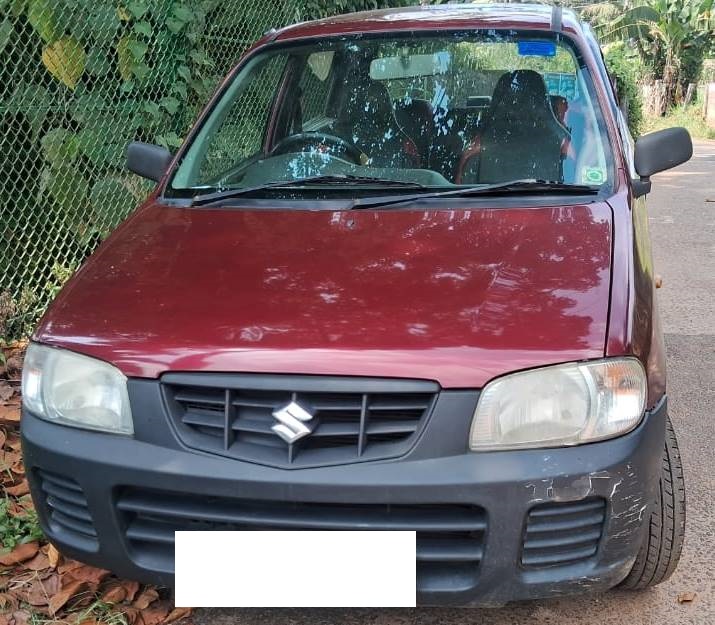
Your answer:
272;3;585;42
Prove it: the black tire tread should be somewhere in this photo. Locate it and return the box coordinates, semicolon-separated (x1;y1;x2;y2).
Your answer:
620;416;686;590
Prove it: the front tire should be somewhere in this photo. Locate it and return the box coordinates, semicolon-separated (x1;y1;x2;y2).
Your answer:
620;416;686;589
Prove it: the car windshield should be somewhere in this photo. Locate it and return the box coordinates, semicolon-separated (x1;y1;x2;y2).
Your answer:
168;32;614;197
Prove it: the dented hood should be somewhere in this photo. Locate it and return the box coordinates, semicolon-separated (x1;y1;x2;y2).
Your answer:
35;200;612;388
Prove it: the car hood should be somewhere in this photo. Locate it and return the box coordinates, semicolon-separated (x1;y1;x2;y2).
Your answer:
36;200;612;388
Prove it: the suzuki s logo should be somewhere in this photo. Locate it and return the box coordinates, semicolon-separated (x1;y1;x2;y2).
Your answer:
271;401;315;444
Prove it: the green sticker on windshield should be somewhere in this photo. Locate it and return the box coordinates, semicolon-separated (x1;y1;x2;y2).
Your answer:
582;166;606;185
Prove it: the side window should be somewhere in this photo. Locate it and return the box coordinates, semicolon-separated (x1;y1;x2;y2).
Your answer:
196;55;286;184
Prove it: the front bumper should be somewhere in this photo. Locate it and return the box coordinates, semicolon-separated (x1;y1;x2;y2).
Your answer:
21;394;666;607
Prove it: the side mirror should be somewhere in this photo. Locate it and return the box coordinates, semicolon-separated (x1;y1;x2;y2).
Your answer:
126;141;173;182
632;127;692;197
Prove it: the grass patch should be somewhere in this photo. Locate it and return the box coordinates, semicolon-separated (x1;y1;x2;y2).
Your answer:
29;599;130;625
0;497;44;552
643;100;715;140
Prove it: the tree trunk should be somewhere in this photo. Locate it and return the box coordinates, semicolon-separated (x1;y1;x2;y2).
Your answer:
662;48;680;110
641;81;667;117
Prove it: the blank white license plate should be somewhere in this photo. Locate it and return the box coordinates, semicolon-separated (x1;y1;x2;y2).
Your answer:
175;530;416;607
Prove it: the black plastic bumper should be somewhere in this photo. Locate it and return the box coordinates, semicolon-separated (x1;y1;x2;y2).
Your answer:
21;396;666;607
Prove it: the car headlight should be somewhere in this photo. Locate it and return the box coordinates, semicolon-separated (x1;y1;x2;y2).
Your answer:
469;358;646;451
21;343;133;435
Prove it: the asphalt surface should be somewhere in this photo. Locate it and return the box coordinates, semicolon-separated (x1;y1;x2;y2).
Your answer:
195;141;715;625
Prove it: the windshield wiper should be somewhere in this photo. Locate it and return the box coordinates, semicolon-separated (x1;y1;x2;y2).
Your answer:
350;179;600;210
189;174;427;207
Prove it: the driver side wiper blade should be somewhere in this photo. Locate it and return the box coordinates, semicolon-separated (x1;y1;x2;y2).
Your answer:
189;174;427;207
350;179;600;210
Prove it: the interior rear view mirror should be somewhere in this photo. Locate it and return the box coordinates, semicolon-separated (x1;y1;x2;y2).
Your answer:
126;141;173;182
633;127;692;197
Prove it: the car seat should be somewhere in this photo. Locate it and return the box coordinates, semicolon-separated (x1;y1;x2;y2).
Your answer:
457;70;570;184
335;81;419;169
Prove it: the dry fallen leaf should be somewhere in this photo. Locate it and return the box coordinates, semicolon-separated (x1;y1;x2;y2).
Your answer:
0;428;6;449
132;587;159;610
135;599;171;625
5;434;21;452
164;607;193;624
121;579;141;603
0;450;21;473
5;479;29;497
5;498;32;517
0;591;18;611
677;591;697;603
97;578;140;605
0;382;13;402
14;497;35;514
47;544;61;569
58;559;86;575
5;355;22;376
10;610;31;625
101;582;128;604
0;403;20;426
0;542;39;566
22;552;50;571
66;564;111;585
22;573;61;606
118;606;141;625
48;579;88;615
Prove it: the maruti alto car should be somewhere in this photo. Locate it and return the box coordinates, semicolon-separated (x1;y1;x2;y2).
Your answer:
21;4;691;605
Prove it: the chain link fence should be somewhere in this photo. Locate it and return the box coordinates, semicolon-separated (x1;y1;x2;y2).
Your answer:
0;0;302;339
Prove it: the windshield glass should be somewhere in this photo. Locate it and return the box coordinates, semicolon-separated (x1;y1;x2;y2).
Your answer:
169;32;614;197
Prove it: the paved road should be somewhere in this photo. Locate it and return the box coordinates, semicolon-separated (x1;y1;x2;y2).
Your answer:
196;141;715;625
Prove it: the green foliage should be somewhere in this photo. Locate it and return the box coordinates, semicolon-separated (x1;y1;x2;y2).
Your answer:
582;0;715;106
0;498;44;552
0;291;15;344
604;42;645;136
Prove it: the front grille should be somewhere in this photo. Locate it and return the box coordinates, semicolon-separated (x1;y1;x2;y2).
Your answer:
36;469;98;549
118;488;486;592
521;498;606;567
162;373;438;467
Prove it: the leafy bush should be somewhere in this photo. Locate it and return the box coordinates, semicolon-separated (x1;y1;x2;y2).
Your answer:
604;42;645;137
0;291;16;346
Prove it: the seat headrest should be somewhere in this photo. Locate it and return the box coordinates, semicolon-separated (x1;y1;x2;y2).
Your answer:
489;69;550;118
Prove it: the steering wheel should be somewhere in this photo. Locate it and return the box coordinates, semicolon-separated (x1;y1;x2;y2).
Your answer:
270;132;365;165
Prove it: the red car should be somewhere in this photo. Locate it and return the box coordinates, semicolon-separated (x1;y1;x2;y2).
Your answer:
22;4;690;605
